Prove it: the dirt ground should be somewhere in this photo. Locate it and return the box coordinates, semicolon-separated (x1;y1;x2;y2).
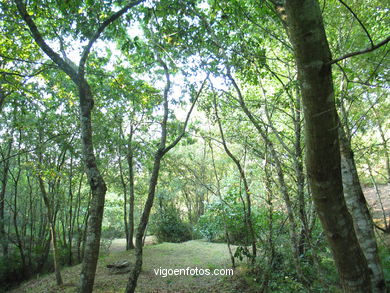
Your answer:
364;184;390;224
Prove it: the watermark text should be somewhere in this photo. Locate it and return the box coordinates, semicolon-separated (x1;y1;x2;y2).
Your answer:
153;267;233;278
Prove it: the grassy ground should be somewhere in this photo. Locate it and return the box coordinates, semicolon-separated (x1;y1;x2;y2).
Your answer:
10;186;389;292
10;240;237;293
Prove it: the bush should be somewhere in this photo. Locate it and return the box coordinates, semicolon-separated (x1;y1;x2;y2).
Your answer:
0;251;26;291
195;199;250;245
151;206;192;243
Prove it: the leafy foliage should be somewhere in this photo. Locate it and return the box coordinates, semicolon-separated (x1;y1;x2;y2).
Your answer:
151;205;192;243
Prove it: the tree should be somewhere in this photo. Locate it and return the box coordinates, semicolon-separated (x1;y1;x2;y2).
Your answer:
283;0;381;291
13;1;144;291
125;50;206;292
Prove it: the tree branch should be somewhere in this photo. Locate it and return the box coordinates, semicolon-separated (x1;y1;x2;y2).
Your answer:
338;0;373;47
0;133;71;163
0;67;48;78
163;74;208;155
328;36;390;65
155;53;171;152
15;0;144;82
14;0;79;82
78;0;144;75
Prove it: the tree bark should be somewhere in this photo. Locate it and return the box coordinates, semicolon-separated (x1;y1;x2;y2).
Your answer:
68;155;74;266
126;126;135;250
0;137;12;256
125;151;163;293
77;80;107;293
284;0;371;291
37;176;63;286
339;125;386;292
118;142;130;249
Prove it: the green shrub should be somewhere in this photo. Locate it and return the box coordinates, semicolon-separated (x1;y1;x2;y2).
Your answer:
0;252;25;291
195;196;254;245
379;245;390;286
151;206;192;243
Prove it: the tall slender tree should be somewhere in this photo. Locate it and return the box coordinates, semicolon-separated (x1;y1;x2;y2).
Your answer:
14;1;144;291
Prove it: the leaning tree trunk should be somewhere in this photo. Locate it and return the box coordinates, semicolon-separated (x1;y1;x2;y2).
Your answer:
125;56;205;293
284;0;371;291
213;95;257;260
339;125;386;293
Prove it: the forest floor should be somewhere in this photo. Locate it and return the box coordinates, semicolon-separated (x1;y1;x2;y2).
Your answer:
364;184;390;223
364;184;390;248
9;185;389;293
10;240;239;293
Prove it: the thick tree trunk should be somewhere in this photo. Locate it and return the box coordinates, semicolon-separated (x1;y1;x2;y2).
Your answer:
78;80;107;293
14;2;142;290
284;1;371;291
339;126;386;292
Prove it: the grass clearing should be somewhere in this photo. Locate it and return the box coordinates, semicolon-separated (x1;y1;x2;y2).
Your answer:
10;240;237;293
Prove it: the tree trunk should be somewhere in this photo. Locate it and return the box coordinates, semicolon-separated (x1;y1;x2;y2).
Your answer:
78;80;107;293
68;155;75;266
126;126;135;250
284;1;371;291
14;1;143;290
37;176;63;286
213;95;257;260
339;125;386;292
125;151;163;293
125;54;203;293
0;137;12;256
50;223;63;285
118;144;129;249
292;94;310;255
